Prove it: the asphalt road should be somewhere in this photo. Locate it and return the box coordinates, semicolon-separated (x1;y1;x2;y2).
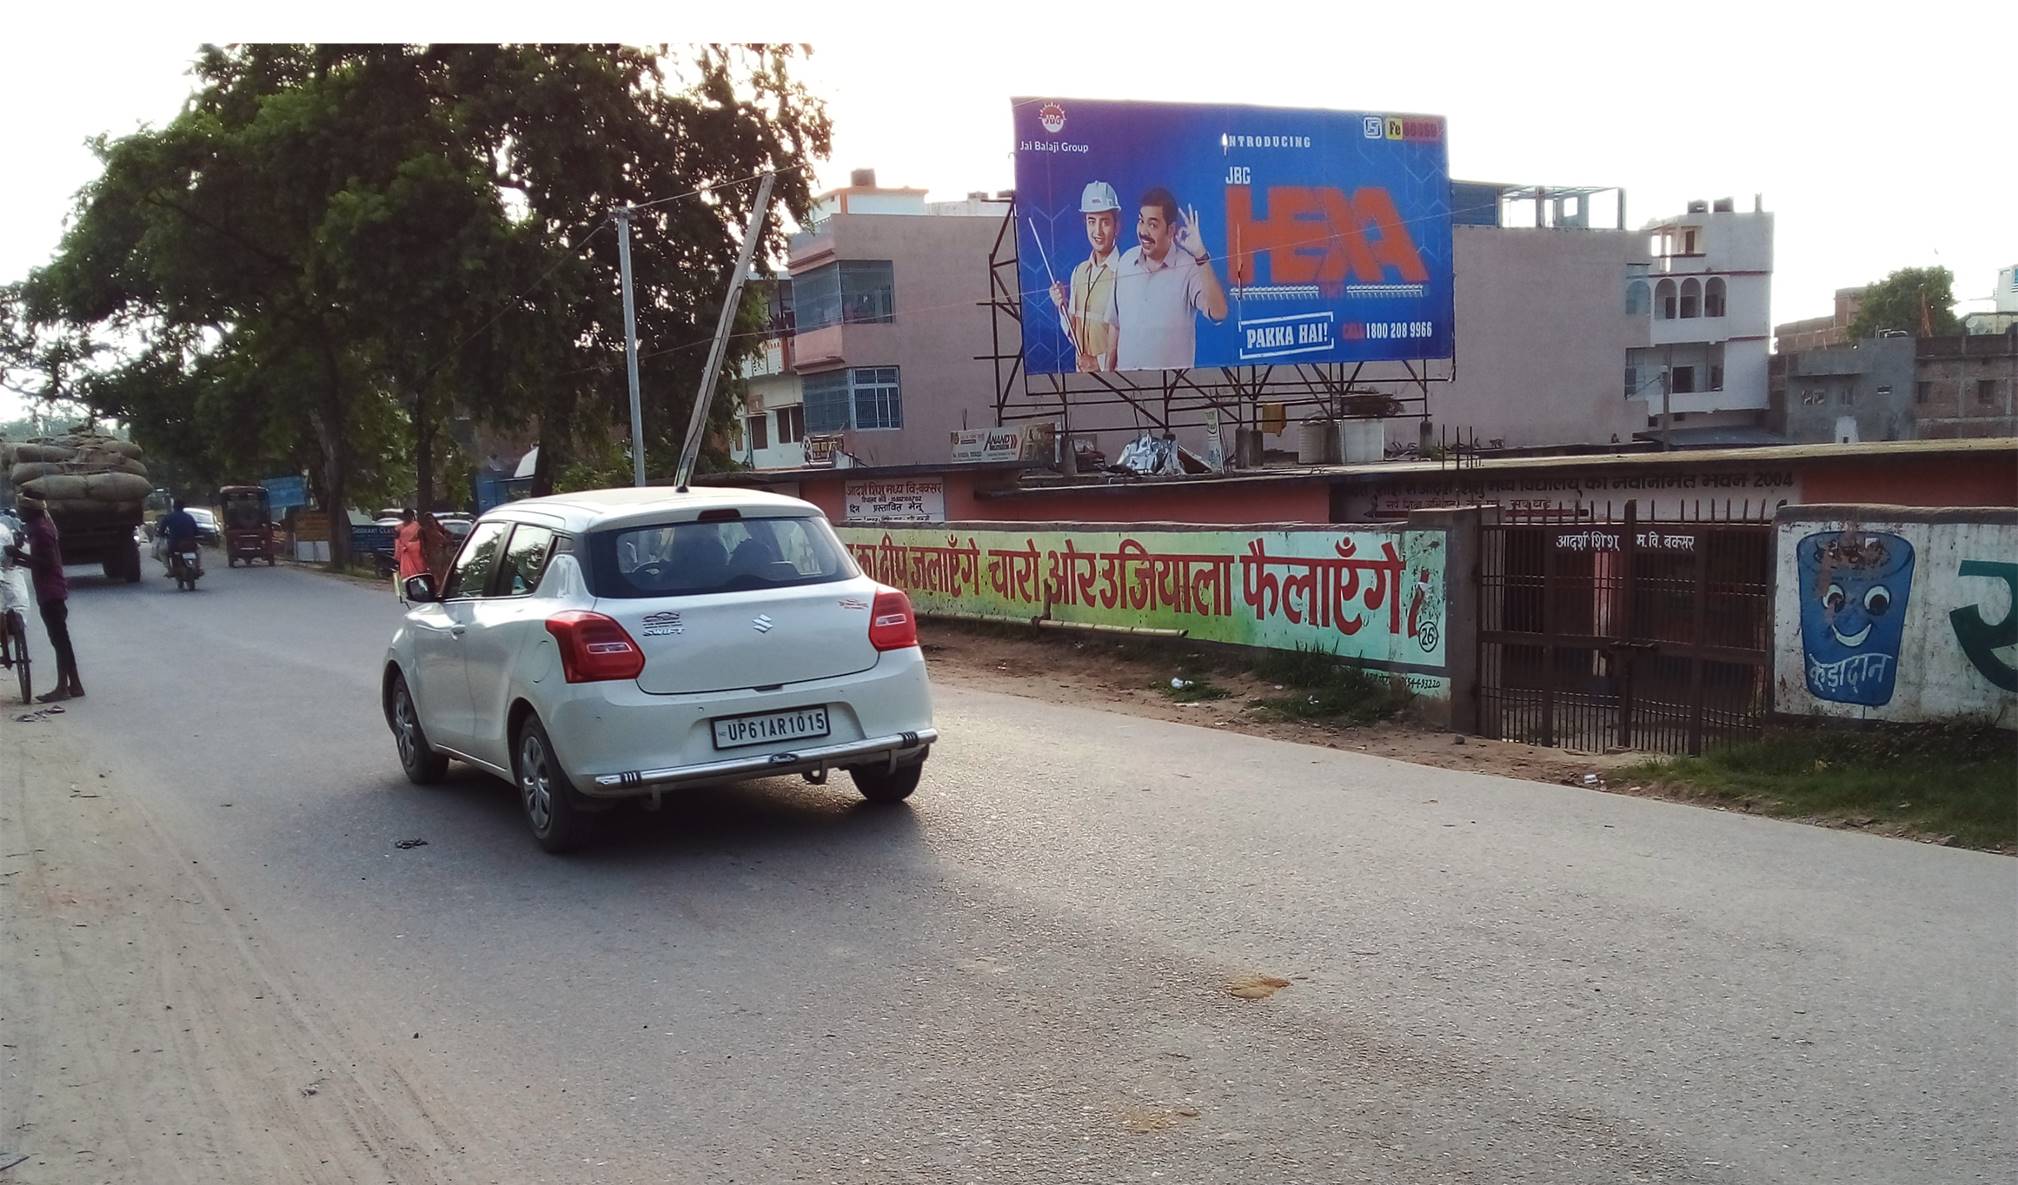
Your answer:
5;554;2014;1184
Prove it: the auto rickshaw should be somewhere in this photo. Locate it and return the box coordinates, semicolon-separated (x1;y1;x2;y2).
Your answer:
219;485;278;567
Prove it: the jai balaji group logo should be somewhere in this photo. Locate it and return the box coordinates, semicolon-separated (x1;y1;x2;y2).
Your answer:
1038;103;1067;134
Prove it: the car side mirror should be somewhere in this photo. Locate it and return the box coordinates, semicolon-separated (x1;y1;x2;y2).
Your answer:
402;573;439;604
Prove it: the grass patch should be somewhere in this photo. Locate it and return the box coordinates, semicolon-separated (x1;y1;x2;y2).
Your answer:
1621;724;2016;850
1251;644;1352;689
1251;643;1414;725
1158;677;1232;703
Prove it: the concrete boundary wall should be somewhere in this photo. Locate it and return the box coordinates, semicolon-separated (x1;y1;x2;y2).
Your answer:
1773;505;2016;729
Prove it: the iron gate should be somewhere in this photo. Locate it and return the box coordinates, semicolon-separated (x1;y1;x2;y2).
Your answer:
1478;502;1774;755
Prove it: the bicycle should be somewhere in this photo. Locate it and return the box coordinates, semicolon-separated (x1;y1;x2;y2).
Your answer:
2;607;28;705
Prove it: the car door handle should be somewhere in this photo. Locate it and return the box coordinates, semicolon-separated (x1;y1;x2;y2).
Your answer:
450;626;467;637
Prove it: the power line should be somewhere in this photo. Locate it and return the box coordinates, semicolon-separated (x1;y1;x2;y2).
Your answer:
624;162;808;214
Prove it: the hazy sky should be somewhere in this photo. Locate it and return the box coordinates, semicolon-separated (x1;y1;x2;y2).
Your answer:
5;9;2012;419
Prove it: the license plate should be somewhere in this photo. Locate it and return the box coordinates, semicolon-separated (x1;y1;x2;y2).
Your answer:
711;706;831;750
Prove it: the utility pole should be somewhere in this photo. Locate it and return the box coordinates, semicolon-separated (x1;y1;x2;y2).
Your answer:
676;171;776;491
615;205;647;488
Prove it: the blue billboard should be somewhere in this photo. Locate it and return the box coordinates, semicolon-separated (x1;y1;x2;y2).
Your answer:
1012;98;1454;375
261;474;308;512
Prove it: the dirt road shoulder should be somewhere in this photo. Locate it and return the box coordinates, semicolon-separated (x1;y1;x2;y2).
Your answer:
0;715;497;1185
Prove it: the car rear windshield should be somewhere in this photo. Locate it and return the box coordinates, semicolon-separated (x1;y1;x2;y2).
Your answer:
585;515;856;599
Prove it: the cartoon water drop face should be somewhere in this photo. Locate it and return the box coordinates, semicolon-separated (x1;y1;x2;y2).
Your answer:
1796;531;1915;706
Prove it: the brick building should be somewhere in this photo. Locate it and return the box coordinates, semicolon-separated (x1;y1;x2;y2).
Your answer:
1773;287;1865;354
1913;328;2018;438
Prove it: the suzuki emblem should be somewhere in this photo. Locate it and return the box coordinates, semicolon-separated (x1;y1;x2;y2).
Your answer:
752;614;775;633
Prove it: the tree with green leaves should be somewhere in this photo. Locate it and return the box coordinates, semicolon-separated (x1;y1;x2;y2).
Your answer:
1847;266;1962;339
17;44;828;564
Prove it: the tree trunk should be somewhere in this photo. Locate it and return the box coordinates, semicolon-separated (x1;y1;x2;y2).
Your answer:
312;350;352;569
530;390;569;498
414;388;437;514
320;442;350;569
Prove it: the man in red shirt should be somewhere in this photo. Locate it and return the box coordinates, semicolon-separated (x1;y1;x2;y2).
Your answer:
5;498;85;702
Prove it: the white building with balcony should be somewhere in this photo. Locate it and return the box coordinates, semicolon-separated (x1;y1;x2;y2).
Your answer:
734;330;807;470
1625;198;1774;441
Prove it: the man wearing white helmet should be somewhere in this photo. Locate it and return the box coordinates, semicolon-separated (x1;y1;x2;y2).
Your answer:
1048;180;1122;372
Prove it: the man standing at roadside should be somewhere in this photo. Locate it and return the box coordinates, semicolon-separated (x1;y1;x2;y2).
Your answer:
6;498;84;702
1113;187;1229;371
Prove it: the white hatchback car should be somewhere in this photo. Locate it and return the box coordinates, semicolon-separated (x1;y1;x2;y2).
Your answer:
381;487;937;852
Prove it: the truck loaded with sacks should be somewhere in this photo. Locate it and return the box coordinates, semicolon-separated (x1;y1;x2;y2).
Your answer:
1;430;150;582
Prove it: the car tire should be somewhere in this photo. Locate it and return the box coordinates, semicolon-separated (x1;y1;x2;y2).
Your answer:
850;758;923;805
389;672;449;785
514;716;589;854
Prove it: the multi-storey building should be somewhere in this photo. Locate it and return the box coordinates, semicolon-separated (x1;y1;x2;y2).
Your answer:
1624;198;1775;444
1400;189;1778;450
730;171;1002;470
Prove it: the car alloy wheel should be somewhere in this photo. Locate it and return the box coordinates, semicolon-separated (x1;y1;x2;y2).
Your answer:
519;731;553;834
393;687;420;768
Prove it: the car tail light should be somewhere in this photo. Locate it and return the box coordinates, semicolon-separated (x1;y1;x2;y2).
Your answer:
869;588;918;651
545;611;646;683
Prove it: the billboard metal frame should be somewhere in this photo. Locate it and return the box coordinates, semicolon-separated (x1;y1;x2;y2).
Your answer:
978;200;1455;447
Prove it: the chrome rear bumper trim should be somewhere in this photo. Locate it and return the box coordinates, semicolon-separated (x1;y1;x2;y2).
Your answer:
590;728;938;792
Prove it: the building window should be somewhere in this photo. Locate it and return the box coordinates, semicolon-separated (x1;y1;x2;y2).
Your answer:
1704;277;1727;317
1625;280;1650;316
766;278;796;334
1656;278;1678;320
1680;278;1701;319
800;367;902;432
1839;388;1858;406
803;370;852;433
775;404;805;444
793;260;896;331
745;413;769;451
1672;366;1696;393
852;366;903;430
1915;381;1931;404
1624;365;1639;397
1709;365;1724;391
1979;379;2000;405
1682;228;1699;255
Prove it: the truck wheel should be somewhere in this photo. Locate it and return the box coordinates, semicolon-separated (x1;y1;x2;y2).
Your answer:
123;540;142;583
